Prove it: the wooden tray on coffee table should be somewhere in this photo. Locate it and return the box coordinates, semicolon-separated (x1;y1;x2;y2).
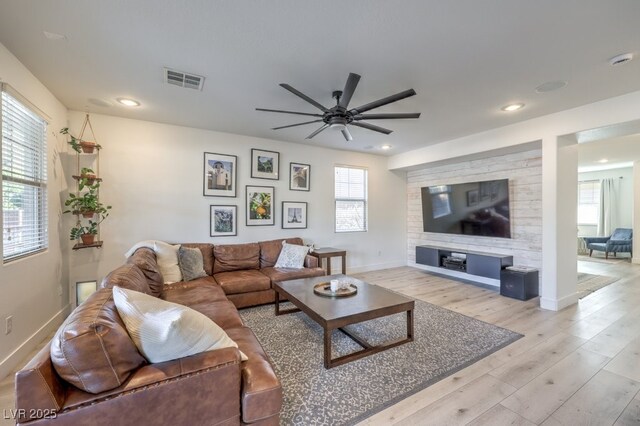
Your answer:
313;282;357;297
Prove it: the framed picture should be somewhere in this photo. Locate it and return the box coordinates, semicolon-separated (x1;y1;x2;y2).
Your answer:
246;185;274;226
210;205;237;237
289;162;310;191
466;189;479;206
282;201;307;229
203;152;237;197
251;149;279;180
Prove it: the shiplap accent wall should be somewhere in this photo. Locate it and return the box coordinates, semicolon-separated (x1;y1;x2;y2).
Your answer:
407;149;542;270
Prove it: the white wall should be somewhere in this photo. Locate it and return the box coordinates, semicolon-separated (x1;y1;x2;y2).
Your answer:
65;111;407;287
578;167;633;236
0;43;69;379
407;149;542;276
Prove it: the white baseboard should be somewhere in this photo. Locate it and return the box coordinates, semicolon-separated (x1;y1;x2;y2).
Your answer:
633;257;640;265
408;262;500;287
0;304;70;382
540;293;578;311
338;260;407;275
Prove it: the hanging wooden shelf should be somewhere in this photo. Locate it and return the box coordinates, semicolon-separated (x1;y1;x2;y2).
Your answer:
72;241;104;251
72;175;102;182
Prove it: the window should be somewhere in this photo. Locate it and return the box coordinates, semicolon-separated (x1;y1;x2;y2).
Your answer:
428;185;452;218
2;88;48;262
577;180;600;225
335;166;367;232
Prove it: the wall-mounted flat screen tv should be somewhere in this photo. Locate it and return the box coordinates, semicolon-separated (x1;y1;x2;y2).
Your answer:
420;179;511;238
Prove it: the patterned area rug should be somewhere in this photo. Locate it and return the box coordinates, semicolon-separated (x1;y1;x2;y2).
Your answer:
577;272;619;298
239;298;522;426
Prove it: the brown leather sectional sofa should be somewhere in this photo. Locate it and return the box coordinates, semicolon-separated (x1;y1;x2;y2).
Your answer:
14;238;324;425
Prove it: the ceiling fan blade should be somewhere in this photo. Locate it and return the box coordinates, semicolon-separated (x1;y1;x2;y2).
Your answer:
350;122;393;135
341;127;353;142
272;119;323;130
280;84;329;112
338;73;361;109
350;89;416;114
305;124;329;139
256;108;324;118
354;112;421;120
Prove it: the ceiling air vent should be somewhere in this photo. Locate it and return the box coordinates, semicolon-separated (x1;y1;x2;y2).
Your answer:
163;68;205;91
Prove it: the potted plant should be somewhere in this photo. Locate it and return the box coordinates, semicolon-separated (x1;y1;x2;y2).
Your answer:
64;186;111;218
60;127;101;154
69;214;107;245
78;167;97;189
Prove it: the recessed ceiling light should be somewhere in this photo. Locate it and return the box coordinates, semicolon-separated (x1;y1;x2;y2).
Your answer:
535;80;567;93
381;144;392;150
43;31;66;41
609;53;634;66
117;98;140;107
598;158;609;163
501;103;525;112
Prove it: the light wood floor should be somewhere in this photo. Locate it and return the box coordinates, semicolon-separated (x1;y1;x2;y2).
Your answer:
1;258;638;425
353;258;640;426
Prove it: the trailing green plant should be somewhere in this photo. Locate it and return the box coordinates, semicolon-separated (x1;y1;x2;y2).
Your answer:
78;167;97;191
64;186;111;216
60;127;82;153
69;215;107;240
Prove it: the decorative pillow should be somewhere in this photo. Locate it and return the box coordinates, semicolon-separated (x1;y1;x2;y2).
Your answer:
112;286;247;363
177;246;207;281
153;241;182;283
274;241;309;269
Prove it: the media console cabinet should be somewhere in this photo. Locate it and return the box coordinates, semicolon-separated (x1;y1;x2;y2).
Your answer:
415;245;513;287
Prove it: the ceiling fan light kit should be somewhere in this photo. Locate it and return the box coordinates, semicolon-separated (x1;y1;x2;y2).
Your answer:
256;73;421;141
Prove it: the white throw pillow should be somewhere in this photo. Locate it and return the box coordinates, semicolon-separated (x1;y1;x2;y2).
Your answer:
275;242;309;269
112;286;247;363
154;241;182;283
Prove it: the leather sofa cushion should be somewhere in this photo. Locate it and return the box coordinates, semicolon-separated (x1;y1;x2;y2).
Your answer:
126;248;163;297
162;276;227;306
261;266;325;284
50;288;146;394
214;270;271;295
226;327;282;424
213;243;260;273
258;238;304;269
188;300;245;330
182;243;215;276
101;264;151;295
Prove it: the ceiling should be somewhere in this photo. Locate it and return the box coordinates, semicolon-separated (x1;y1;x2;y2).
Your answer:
1;1;639;155
579;133;640;171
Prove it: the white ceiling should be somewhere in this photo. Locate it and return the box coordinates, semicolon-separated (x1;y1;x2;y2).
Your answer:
579;133;640;171
1;1;640;155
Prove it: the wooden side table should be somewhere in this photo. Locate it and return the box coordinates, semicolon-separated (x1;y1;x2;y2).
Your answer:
309;247;346;275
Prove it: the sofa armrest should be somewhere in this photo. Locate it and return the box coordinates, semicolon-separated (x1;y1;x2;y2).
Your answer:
583;236;609;244
44;348;242;426
304;254;319;268
15;343;66;423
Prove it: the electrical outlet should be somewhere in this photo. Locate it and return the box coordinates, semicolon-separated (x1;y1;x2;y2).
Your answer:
57;285;63;296
5;316;13;335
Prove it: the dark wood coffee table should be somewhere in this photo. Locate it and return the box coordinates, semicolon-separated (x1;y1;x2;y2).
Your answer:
273;274;414;368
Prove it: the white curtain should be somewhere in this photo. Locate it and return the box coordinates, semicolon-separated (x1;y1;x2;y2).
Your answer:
597;178;617;236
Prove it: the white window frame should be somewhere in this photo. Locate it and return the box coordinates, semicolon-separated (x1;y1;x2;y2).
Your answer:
334;165;368;233
577;180;600;226
1;84;49;263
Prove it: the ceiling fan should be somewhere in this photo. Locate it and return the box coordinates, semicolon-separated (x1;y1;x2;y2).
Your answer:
256;73;421;142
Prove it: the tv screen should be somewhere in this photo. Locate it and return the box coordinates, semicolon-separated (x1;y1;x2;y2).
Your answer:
420;179;511;238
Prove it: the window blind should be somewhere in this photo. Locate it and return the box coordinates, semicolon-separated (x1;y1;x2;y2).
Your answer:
577;180;600;225
335;166;367;232
2;89;48;262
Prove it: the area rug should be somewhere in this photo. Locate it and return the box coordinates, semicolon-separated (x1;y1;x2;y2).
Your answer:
577;272;619;298
239;298;522;426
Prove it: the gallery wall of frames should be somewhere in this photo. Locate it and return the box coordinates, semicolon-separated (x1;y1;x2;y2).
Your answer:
205;149;311;237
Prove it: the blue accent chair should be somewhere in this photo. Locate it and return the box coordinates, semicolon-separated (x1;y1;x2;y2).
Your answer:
583;228;633;259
